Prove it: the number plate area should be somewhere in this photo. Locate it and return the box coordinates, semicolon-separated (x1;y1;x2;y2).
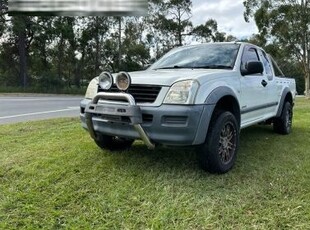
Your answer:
85;103;142;124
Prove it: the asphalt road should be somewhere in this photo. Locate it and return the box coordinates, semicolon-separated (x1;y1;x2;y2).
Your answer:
0;95;83;124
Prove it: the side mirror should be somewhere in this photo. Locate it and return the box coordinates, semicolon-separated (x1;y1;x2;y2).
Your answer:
241;61;264;76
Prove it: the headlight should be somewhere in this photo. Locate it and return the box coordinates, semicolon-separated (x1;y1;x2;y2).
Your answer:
116;72;131;91
98;72;113;90
164;80;199;104
85;77;98;99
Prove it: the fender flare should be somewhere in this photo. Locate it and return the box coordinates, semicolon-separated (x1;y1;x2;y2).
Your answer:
193;86;240;145
276;87;293;117
205;86;239;105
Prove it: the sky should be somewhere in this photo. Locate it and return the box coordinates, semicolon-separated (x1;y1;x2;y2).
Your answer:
191;0;258;39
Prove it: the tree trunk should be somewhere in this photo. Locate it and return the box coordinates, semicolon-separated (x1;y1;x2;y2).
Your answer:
177;8;182;46
177;30;182;46
74;65;81;88
305;72;310;97
74;52;84;88
118;17;122;71
57;36;64;80
18;27;27;88
94;18;100;76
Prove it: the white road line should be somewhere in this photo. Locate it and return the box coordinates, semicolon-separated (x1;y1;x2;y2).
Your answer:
0;99;43;101
0;108;79;120
0;98;81;101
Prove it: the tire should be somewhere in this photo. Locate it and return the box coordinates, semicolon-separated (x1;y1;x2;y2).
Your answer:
197;111;239;174
94;133;134;151
273;101;293;135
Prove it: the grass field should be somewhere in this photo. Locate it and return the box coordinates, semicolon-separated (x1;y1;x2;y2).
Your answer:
0;98;309;229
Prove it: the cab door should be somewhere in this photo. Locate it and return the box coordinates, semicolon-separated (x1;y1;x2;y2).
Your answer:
259;50;279;118
239;45;269;126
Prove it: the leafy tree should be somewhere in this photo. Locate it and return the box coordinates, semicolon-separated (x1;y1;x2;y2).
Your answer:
150;0;192;49
244;0;310;97
121;18;150;71
0;0;234;93
0;42;19;86
84;17;110;76
52;17;74;84
11;15;34;88
164;0;192;46
192;19;218;43
0;0;8;37
30;17;54;76
192;19;237;42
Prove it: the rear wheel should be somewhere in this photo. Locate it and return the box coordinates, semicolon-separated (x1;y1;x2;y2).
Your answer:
273;101;293;135
197;111;239;174
94;134;134;151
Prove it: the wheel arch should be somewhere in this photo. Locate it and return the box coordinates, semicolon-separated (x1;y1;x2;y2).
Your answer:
276;88;294;117
205;87;241;127
193;87;241;145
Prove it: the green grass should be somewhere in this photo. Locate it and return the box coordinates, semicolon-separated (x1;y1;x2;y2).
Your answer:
1;98;310;229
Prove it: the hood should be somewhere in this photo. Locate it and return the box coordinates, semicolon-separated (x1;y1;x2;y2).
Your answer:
115;69;233;86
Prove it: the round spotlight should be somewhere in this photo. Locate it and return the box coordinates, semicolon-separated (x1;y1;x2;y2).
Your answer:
116;72;131;91
98;72;113;90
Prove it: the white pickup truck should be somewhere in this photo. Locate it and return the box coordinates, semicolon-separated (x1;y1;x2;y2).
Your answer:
80;42;296;174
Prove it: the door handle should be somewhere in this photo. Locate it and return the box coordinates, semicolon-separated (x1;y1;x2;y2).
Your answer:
261;80;268;87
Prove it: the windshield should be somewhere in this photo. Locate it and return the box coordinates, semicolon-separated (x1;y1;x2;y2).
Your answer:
150;43;240;70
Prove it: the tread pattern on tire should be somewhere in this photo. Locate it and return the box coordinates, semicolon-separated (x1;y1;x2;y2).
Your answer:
273;101;292;135
197;110;239;174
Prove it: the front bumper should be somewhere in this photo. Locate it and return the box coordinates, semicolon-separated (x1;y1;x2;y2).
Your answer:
80;93;215;147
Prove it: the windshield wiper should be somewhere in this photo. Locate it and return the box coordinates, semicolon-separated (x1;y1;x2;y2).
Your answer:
193;65;233;69
154;65;189;70
155;65;233;70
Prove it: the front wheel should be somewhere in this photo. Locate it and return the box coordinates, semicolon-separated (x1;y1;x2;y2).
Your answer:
197;111;239;174
94;134;134;151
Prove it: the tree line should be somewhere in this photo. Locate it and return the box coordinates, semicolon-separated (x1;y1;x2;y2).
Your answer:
0;0;235;93
0;0;309;96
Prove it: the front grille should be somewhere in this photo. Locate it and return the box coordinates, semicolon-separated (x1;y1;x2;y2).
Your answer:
98;84;161;103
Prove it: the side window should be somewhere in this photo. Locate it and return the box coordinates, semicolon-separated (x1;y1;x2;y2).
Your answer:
241;46;260;71
261;51;273;76
270;56;284;77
